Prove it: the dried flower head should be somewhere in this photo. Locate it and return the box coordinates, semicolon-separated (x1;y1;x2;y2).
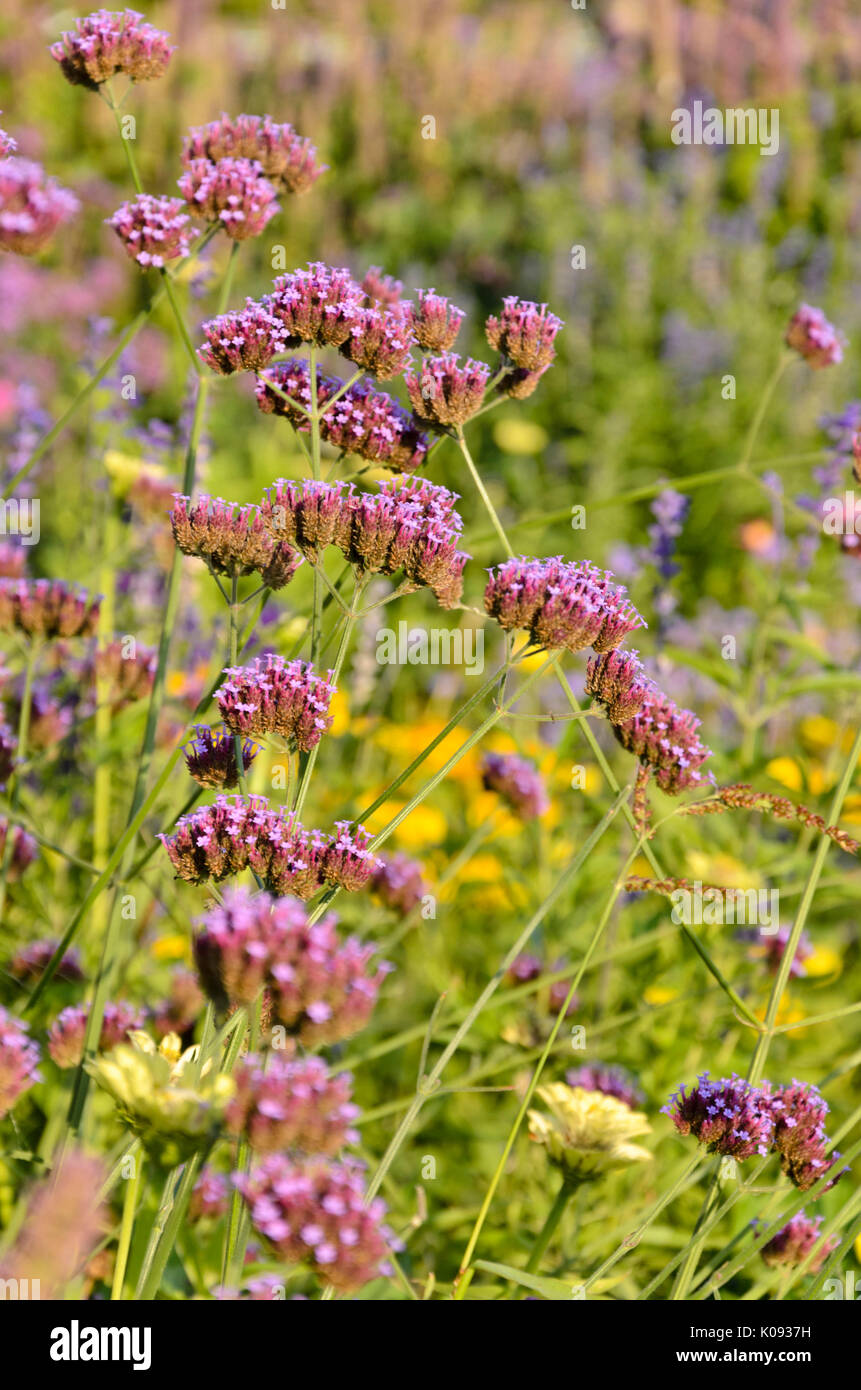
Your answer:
610;687;711;794
50;9;174;89
585;649;653;723
107;194;191;269
182;114;325;195
663;1073;774;1160
486;296;563;371
0;159;79;256
216;656;337;752
178;158;279;240
235;1154;397;1291
183;724;261;790
481;751;548;819
410;289;465;352
406;353;490;427
0;579;100;638
227;1054;359;1155
170;494;302;589
785;304;844;368
760;1212;838;1272
484;556;645;654
48;1000;145;1069
528;1083;651;1183
0;1007;41;1118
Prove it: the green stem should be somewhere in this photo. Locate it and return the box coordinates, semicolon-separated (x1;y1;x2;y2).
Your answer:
0;640;39;925
456;428;513;558
111;1146;143;1301
525;1181;572;1274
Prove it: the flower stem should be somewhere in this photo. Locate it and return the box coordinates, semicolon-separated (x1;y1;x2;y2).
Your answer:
525;1180;572;1274
111;1146;143;1301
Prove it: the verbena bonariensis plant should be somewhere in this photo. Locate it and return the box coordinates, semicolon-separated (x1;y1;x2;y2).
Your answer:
0;8;858;1306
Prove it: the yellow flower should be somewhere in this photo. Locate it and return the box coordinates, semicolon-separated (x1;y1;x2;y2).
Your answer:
328;690;350;737
365;799;448;851
803;944;842;980
528;1084;651;1183
87;1032;234;1168
685;851;760;890
643;985;678;1006
151;934;188;963
766;757;803;793
493;418;548;455
754;996;805;1035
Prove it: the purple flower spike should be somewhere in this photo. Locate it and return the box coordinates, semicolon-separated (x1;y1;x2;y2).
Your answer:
0;160;79;257
178;158;279;240
107;195;191;269
182;114;325;195
484;555;645;655
50;9;175;90
565;1064;645;1110
199;298;295;375
216;655;337;752
10;938;82;983
362;266;403;306
170;494;302;590
485;296;563;371
370;853;428;915
183;724;261;790
769;1080;845;1193
47;1001;144;1070
189;1167;230;1222
270;263;364;347
341;301;415;380
585;649;653;723
0;579;100;638
785;304;844;369
0;1007;42;1118
406;353;490;427
410;290;465;352
611;686;711;794
227;1054;360;1155
481;751;548;820
663;1072;775;1161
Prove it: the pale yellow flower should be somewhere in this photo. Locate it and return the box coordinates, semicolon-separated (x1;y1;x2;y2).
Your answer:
528;1084;651;1183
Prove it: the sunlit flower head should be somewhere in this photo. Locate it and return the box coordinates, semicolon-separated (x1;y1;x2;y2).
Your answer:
528;1083;651;1183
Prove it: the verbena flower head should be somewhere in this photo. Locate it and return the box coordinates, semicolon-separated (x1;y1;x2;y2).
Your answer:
271;263;364;347
170;494;302;589
785;304;844;368
47;1000;145;1069
495;364;550;400
178;158;279;240
216;655;337;752
362;265;403;306
160;796;379;899
528;1083;651;1184
255;357;343;429
50;9;174;89
663;1073;774;1160
322;379;431;473
0;120;17;159
10;938;82;983
0;1007;41;1119
0;724;15;792
370;853;428;915
235;1154;398;1292
0;1149;107;1300
193;886;391;1044
565;1064;645;1110
737;925;813;979
508;953;543;984
0;159;79;256
610;686;711;794
585;649;653;722
484;556;645;654
760;1212;838;1272
341;301;415;379
183;724;261;790
152;969;205;1040
107;194;191;269
94;639;156;709
769;1080;844;1192
481;751;548;819
227;1054;360;1155
0;579;100;638
182;114;325;194
486;296;563;371
189;1166;231;1222
261;477;355;560
199;298;294;375
87;1031;235;1168
410;290;465;352
406;353;490;427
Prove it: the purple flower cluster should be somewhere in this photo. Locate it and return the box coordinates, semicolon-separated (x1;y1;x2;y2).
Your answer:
481;751;548;820
565;1064;645;1110
93;640;157;710
737;926;813;979
257;361;430;473
362;266;403;306
370;853;428;915
189;1167;231;1222
0;579;101;638
47;1000;145;1069
485;556;645;654
234;1154;397;1292
262;475;469;607
10;938;82;983
406;353;490;427
0;726;15;792
342;301;415;380
192;886;391;1044
182;114;325;195
485;296;563;372
160;796;379;900
785;304;844;369
506;953;578;1016
270;263;364;347
50;9;175;90
585;649;653;723
216;655;337;752
0;120;17;160
665;1073;845;1190
107;195;191;269
183;725;261;790
0;159;79;257
410;290;465;352
0;1007;41;1119
170;494;302;590
610;686;712;794
178;158;278;241
760;1212;838;1272
199;300;295;375
227;1054;360;1155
